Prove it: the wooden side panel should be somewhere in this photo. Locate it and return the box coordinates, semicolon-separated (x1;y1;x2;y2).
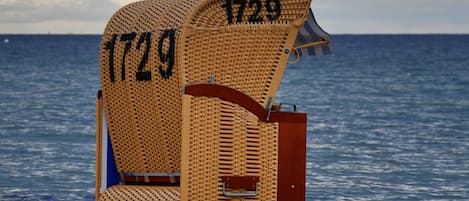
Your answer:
276;112;306;201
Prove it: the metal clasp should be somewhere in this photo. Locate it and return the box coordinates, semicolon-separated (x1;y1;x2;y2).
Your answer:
222;182;259;197
221;176;260;197
280;103;297;112
209;74;216;84
265;97;273;121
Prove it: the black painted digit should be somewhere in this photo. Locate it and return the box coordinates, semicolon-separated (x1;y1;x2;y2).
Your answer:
136;32;152;81
265;0;281;21
120;33;136;81
234;0;246;23
158;29;176;80
104;34;117;82
248;0;263;23
222;0;247;24
221;0;234;24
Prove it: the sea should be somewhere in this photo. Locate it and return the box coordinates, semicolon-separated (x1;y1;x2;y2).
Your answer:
0;34;468;201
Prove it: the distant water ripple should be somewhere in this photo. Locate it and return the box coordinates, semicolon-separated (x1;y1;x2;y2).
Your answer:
277;35;469;200
1;35;468;200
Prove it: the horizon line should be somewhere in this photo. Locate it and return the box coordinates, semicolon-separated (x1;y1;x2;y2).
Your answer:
2;33;469;35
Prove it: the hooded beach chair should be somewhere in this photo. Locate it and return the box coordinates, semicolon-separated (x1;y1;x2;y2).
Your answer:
96;0;331;200
178;0;315;200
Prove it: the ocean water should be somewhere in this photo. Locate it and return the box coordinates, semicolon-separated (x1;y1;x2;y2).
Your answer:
0;34;468;200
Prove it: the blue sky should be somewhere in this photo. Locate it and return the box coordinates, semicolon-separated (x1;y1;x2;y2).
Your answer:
0;0;468;34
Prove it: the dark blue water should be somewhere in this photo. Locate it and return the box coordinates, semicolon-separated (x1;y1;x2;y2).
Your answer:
1;35;468;200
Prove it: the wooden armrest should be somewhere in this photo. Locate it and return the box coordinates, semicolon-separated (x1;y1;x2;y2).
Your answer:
184;83;306;123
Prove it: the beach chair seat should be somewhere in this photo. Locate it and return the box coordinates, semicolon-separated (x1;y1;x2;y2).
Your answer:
181;84;307;201
181;84;280;200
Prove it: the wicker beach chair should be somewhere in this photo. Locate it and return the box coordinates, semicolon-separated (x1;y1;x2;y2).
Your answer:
97;0;311;200
178;0;311;200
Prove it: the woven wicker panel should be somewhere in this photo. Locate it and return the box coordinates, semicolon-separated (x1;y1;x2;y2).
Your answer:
181;95;279;201
180;25;296;106
180;0;312;106
99;185;179;201
187;0;311;27
99;0;201;174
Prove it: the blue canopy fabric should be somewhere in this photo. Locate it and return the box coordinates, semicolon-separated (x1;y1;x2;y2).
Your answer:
294;9;333;56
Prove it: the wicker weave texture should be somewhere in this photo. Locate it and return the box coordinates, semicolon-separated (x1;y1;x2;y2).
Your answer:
99;185;180;201
187;0;311;27
181;25;294;106
99;0;201;174
181;95;279;201
180;0;311;106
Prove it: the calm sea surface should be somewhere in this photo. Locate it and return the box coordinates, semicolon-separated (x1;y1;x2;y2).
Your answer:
0;35;468;200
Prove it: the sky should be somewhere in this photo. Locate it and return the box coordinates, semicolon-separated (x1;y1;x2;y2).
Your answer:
0;0;468;34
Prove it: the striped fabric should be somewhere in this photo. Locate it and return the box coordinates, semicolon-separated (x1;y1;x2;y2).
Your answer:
294;8;333;56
